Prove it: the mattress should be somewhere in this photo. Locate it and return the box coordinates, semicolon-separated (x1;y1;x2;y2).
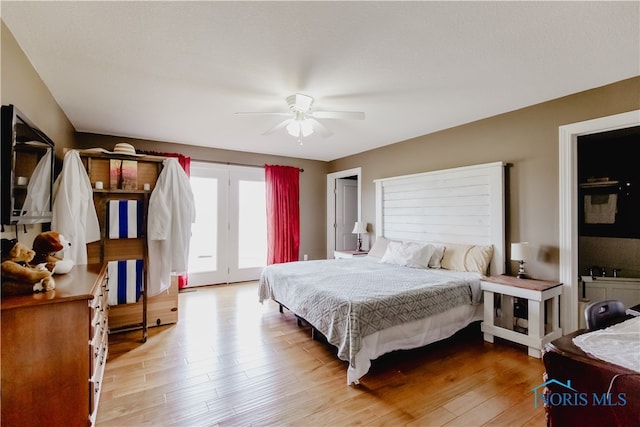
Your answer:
259;257;483;383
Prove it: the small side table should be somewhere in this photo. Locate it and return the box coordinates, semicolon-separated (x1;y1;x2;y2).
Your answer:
333;250;369;259
480;275;563;358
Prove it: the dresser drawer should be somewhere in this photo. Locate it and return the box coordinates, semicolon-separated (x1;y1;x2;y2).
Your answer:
90;321;108;367
89;340;108;425
89;315;108;425
89;269;109;425
90;277;109;338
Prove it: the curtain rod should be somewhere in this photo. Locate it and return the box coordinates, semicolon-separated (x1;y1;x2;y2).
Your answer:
194;159;303;172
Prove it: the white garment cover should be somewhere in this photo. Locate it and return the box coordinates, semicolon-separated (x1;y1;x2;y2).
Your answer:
52;150;101;264
573;317;640;373
147;158;196;296
18;148;52;224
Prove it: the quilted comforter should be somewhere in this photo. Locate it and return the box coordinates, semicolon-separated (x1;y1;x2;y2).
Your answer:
258;258;482;366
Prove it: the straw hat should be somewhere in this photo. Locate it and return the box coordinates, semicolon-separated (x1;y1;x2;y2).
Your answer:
112;143;140;156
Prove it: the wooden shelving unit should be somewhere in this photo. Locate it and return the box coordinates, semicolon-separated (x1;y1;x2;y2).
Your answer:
80;151;179;340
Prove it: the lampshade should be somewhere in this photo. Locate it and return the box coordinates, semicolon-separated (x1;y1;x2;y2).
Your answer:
286;121;300;137
300;120;313;137
511;242;530;261
352;221;367;234
286;119;314;137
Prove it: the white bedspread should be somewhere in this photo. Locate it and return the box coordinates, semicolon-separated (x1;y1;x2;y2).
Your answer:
259;258;482;370
572;317;640;373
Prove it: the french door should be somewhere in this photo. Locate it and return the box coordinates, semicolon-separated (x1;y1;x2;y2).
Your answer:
187;162;267;286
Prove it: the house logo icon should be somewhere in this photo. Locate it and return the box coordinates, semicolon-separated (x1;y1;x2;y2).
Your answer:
530;379;577;408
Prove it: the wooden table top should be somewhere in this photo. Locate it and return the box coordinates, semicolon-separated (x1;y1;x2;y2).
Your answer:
1;263;105;311
482;274;562;292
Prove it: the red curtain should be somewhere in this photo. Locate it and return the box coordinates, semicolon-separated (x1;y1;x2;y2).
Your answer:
141;150;191;288
265;164;300;264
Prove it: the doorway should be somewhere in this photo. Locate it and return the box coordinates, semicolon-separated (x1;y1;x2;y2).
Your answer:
335;177;358;251
559;109;640;332
187;162;267;286
326;167;362;258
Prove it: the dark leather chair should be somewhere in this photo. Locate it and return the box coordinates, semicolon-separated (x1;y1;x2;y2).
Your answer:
584;299;626;330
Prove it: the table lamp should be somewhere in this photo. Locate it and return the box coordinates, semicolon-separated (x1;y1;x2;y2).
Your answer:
511;242;530;279
352;222;367;252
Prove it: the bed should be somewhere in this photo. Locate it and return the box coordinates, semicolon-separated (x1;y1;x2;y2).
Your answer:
259;161;506;384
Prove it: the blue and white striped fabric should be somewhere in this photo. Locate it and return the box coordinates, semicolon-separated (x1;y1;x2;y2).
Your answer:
107;259;144;305
108;200;143;239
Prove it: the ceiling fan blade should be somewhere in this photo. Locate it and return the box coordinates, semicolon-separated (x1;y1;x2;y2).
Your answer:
295;93;314;112
234;112;290;116
262;119;292;136
307;118;333;138
311;111;365;120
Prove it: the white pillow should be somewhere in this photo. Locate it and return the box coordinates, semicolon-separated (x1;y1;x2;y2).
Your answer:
402;241;445;268
380;241;436;269
429;244;445;268
368;237;392;259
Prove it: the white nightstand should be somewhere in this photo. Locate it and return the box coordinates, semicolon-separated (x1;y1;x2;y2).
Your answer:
333;250;369;259
480;275;563;358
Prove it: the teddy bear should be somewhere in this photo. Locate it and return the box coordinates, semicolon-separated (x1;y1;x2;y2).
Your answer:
1;238;55;296
31;231;73;274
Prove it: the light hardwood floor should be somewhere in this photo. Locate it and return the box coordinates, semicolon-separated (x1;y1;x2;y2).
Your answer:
97;281;548;426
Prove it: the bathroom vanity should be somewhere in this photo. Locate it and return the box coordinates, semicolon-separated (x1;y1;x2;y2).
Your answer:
582;275;640;308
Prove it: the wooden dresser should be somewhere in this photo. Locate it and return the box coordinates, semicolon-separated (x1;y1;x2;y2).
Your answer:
1;264;108;427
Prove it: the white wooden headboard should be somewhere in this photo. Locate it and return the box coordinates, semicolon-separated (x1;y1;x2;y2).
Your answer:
374;161;506;276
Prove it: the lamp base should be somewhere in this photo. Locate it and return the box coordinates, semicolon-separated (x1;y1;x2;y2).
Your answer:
517;260;528;279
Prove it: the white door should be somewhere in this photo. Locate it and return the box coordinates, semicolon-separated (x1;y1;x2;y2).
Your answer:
335;178;358;251
228;167;267;282
187;162;266;286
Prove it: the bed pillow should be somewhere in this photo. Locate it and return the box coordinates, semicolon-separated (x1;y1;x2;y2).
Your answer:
367;237;392;259
428;244;445;269
380;241;435;269
402;240;445;268
441;244;493;274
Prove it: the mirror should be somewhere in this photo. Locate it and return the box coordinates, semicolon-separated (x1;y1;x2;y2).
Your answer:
1;104;55;225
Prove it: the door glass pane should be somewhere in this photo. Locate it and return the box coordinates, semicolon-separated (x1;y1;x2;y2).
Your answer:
238;180;266;269
189;176;218;273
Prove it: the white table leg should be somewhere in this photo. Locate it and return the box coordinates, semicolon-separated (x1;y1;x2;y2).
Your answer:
527;298;543;358
483;290;495;343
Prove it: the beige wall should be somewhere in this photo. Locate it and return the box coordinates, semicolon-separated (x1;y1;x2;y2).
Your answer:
329;77;640;281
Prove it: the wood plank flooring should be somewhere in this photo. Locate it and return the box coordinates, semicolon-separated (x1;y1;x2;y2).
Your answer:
97;281;548;426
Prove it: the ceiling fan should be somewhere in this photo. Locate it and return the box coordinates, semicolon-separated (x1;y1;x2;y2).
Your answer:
234;93;365;142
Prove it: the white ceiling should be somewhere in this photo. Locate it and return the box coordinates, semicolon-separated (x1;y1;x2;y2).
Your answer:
2;1;638;162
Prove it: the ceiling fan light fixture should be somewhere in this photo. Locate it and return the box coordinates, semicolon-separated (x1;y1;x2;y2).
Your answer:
286;121;300;137
236;93;363;140
300;120;313;137
286;118;314;138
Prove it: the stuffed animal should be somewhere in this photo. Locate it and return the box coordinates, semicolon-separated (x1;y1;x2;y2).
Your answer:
32;231;73;273
1;238;55;296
